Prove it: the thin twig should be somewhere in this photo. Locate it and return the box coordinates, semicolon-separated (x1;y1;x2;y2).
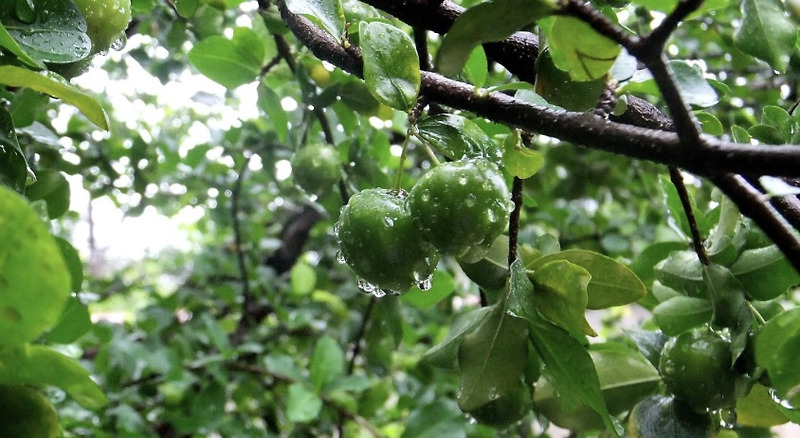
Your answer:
509;176;524;266
232;156;254;344
669;166;710;265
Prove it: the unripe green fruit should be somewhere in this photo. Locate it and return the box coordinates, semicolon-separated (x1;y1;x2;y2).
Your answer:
658;330;738;412
291;144;342;196
467;384;532;429
73;0;132;54
0;385;59;438
336;189;439;294
408;159;511;262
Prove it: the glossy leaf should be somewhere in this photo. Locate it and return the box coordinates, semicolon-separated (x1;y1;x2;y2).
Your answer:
534;343;660;432
526;250;646;309
436;0;555;77
188;27;266;89
286;383;322;422
736;384;789;427
507;260;621;436
734;0;796;72
730;245;800;301
534;48;607;110
652;296;712;336
755;308;800;409
624;329;669;369
667;61;718;108
0;66;108;130
359;21;420;111
310;336;345;392
423;306;494;369
548;16;620;81
457;303;528;412
529;260;596;337
0;21;43;68
0;107;28;192
628;395;712;438
630;241;687;289
285;0;345;40
290;262;316;295
463;46;488;89
0;0;91;64
654;250;706;297
0;344;107;409
457;235;510;291
415;114;501;163
401;400;467;438
25;168;70;219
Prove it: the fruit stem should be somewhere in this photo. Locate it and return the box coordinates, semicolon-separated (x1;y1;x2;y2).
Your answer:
394;133;412;191
745;301;767;325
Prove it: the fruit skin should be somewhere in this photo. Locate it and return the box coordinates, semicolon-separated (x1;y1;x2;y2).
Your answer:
72;0;132;54
336;189;439;293
467;384;532;429
408;159;511;263
0;384;59;438
291;144;342;196
658;330;737;412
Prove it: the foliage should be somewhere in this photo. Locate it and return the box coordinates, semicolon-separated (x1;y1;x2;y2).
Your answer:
4;0;800;436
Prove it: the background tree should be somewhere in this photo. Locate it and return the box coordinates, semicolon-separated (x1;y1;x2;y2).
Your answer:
3;0;800;436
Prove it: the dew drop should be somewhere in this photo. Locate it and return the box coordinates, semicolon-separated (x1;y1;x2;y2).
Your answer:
458;175;469;185
769;388;797;410
372;288;387;298
111;33;127;51
486;210;497;223
465;194;477;207
336;250;347;264
717;408;737;429
416;275;433;291
383;216;394;227
420;189;430;202
357;278;376;293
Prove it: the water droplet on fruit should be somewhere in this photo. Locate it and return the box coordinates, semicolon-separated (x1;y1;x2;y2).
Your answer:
336;250;347;264
420;189;430;202
111;33;127;51
458;175;469;185
717;408;737;429
383;217;394;227
357;278;375;293
465;194;477;207
486;210;497;223
333;222;341;235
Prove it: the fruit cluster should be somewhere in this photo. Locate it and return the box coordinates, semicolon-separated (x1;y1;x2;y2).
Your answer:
335;158;512;295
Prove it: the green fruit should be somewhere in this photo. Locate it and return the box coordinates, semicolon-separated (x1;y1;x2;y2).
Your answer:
408;159;511;262
467;384;532;429
0;385;59;438
336;189;439;294
291;143;342;196
658;330;737;412
73;0;132;54
0;186;71;347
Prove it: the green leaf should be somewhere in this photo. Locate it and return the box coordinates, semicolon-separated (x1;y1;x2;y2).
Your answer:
667;61;718;108
436;0;555;77
402;269;456;309
0;21;44;68
401;400;466;438
628;395;713;438
755;308;800;410
423;306;494;369
257;84;289;141
730;245;800;301
526;250;646;309
759;176;800;197
285;0;345;40
734;0;797;72
457;235;510;292
0;66;108;130
630;241;687;289
735;384;790;427
695;112;723;135
43;296;92;344
54;237;83;292
508;260;621;436
548;16;621;81
457;303;528;412
530;260;597;337
309;336;345;392
0;106;29;193
0;344;107;409
25;168;70;219
503;132;544;179
415;114;502;163
652;296;712;336
533;343;660;432
0;0;91;64
286;383;322;423
534;48;607;111
463;46;488;88
188;27;266;89
358;21;420;111
290;262;316;296
654;250;706;297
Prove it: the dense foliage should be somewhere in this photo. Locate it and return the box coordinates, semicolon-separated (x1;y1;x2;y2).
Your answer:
4;0;800;436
